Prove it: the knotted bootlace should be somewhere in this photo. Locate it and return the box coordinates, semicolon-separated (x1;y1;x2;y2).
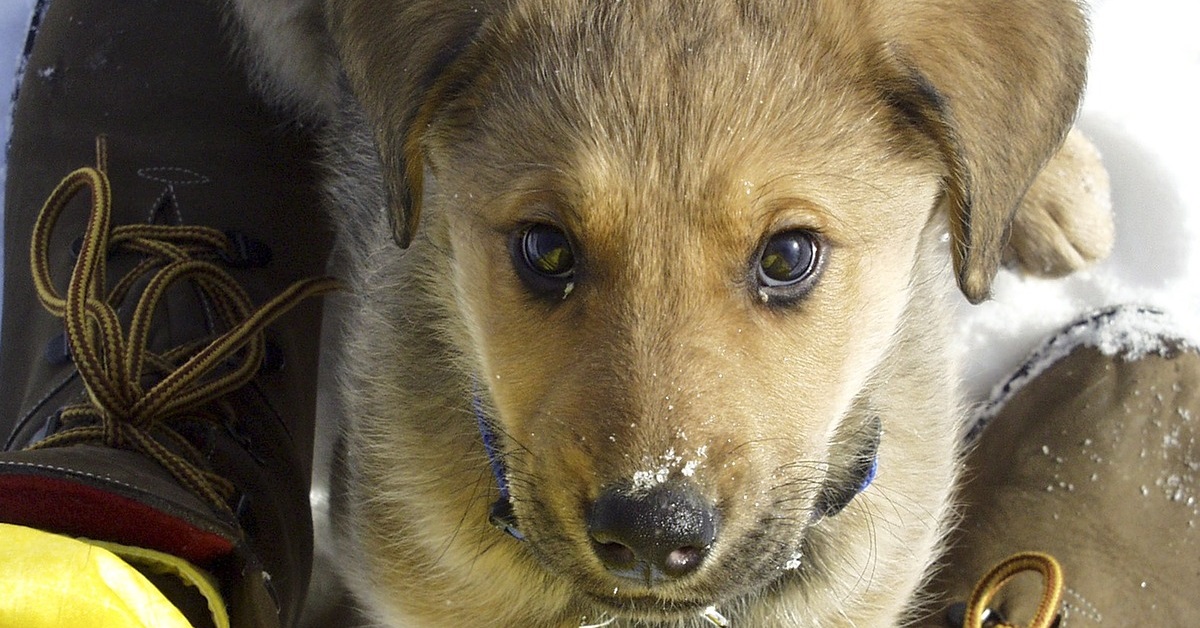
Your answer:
24;136;341;516
963;551;1064;628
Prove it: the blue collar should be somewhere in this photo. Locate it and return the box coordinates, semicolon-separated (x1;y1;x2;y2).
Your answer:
813;415;882;519
473;390;525;540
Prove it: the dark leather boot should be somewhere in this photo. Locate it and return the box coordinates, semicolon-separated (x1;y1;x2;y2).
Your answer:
918;305;1200;627
0;1;336;626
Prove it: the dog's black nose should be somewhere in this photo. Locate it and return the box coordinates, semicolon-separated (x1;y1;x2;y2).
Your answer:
587;482;717;585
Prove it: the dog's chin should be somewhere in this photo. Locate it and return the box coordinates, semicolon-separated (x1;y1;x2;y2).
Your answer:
583;591;714;621
534;521;810;624
576;551;799;623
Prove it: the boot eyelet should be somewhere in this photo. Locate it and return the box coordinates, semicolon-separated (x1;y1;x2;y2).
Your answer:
26;411;64;446
43;332;72;365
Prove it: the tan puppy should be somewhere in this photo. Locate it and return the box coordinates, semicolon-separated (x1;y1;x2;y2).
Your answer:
227;0;1111;625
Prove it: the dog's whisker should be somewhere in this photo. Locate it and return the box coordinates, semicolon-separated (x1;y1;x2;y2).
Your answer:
439;463;498;564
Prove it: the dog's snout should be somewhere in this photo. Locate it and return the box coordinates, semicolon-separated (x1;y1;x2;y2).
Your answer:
587;482;717;585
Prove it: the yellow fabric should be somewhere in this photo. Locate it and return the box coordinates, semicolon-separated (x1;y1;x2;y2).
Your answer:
90;538;230;628
0;523;228;628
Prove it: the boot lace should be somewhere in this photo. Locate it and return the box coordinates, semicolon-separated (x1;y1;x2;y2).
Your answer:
963;551;1064;628
25;136;341;516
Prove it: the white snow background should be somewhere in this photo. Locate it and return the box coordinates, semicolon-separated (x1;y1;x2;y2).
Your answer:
0;0;1196;402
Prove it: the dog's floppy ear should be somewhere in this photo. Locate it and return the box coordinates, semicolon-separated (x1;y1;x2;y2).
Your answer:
325;0;485;248
875;1;1089;303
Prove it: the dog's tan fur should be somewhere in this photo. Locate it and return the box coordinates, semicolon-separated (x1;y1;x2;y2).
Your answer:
227;0;1110;625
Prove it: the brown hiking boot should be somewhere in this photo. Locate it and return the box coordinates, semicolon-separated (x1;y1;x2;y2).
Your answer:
917;305;1200;627
0;1;336;626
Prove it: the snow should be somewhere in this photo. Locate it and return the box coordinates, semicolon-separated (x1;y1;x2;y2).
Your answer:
0;0;35;290
631;446;709;492
967;305;1197;441
956;0;1200;399
0;0;1196;398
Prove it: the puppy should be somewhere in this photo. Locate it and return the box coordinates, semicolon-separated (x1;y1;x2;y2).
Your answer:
226;0;1110;625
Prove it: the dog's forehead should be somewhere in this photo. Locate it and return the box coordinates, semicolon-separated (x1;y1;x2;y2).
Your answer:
449;0;911;228
484;5;882;143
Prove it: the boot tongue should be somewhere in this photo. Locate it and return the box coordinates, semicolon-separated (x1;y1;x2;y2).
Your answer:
813;415;881;519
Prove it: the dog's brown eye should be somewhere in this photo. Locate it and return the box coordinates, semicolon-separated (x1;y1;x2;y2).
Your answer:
759;230;818;285
521;224;575;277
754;230;822;303
513;224;577;297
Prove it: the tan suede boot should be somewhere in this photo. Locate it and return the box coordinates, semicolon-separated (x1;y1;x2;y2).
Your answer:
917;305;1200;627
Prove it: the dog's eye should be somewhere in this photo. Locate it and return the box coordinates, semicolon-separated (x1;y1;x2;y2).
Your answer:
755;229;822;301
513;224;577;296
521;224;575;277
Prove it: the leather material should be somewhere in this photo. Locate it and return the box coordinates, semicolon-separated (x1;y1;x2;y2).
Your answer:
918;307;1200;626
0;0;335;625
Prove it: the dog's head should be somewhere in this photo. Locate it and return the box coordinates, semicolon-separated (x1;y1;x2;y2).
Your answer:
329;0;1086;619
